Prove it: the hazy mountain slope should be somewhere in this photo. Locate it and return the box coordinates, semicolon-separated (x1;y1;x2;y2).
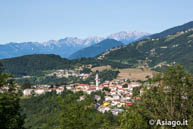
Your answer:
150;21;193;38
0;41;83;59
69;39;124;59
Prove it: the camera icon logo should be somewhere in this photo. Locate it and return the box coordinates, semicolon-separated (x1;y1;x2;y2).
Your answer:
149;119;155;125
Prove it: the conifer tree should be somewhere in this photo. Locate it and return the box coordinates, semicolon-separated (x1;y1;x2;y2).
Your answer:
0;62;25;129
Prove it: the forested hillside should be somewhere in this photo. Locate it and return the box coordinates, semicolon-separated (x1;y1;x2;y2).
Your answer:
0;54;72;76
0;54;129;77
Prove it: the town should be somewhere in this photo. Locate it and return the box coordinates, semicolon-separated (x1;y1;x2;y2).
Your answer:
22;70;147;115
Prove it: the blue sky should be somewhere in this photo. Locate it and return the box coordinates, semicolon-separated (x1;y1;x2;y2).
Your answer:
0;0;193;43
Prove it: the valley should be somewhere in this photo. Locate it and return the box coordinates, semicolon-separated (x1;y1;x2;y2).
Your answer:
1;21;193;129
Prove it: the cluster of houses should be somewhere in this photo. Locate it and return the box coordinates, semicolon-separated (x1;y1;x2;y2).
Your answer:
46;69;90;79
96;81;141;115
72;80;143;115
23;86;64;96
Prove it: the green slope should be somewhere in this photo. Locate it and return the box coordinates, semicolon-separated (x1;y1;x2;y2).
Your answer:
102;29;193;72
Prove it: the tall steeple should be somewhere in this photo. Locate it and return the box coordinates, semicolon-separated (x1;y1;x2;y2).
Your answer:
95;73;99;91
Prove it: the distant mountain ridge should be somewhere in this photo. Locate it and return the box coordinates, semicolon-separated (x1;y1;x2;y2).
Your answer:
0;31;148;59
69;39;124;59
108;31;149;44
0;37;104;59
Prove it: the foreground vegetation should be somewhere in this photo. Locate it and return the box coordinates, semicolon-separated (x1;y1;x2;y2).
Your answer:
1;64;193;129
0;64;25;129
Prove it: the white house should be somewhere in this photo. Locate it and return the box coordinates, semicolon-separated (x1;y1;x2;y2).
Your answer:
23;89;33;96
35;88;47;95
105;96;113;101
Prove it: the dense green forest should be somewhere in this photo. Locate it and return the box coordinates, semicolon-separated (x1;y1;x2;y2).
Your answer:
0;54;72;76
0;54;129;77
20;90;120;129
17;76;69;88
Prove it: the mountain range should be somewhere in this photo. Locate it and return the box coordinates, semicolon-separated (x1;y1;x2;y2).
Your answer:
0;31;149;59
1;21;193;76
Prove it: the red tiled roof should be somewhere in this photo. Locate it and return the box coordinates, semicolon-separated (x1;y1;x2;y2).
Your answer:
88;86;96;90
126;103;133;107
78;84;89;86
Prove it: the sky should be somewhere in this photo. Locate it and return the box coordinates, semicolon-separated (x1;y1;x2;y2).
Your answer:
0;0;193;43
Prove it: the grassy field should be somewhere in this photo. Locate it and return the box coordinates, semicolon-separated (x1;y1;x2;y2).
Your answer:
188;34;193;38
165;32;184;41
117;68;157;81
91;65;112;72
